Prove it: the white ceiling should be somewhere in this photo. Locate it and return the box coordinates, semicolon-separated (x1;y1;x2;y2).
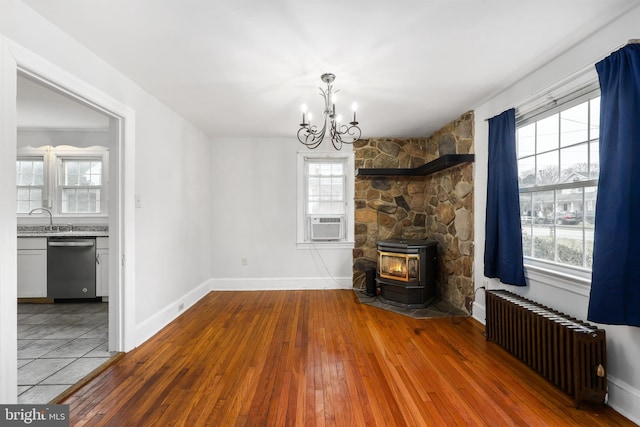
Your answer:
20;0;640;139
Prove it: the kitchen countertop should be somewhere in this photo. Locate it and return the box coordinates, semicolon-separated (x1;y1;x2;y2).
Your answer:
18;225;109;238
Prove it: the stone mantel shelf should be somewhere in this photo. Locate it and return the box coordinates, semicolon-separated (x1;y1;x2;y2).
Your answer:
355;153;475;177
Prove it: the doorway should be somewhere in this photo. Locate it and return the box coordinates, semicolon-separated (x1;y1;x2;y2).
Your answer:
1;41;139;406
0;35;136;406
16;72;118;403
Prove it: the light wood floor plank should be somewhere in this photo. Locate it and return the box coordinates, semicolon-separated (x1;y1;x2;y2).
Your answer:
63;290;635;426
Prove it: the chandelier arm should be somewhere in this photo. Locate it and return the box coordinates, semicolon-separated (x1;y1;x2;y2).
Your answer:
333;123;361;144
297;128;321;149
297;114;329;149
329;121;342;150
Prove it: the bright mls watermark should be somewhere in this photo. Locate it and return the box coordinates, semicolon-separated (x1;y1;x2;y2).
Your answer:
0;405;68;426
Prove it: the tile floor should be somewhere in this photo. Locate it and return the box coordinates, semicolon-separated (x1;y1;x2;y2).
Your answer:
17;301;116;404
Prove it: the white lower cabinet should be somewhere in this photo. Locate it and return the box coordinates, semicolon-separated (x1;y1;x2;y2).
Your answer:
17;238;47;298
96;237;109;297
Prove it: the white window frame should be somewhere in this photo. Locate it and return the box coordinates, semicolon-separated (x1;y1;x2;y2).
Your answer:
296;151;354;249
17;145;109;217
57;156;104;215
516;77;600;284
16;154;47;213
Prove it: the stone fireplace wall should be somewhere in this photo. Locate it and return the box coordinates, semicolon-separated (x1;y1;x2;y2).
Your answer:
423;112;474;312
353;111;475;313
353;138;428;285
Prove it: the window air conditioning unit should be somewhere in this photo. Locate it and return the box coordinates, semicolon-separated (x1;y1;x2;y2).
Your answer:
310;216;344;241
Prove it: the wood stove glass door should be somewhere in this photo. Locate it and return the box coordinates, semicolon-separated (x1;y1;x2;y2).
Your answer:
378;251;420;282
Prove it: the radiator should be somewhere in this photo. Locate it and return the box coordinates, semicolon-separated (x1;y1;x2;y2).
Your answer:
485;290;607;407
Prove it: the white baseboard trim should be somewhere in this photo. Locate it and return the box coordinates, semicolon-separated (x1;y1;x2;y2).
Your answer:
472;301;486;325
135;278;213;346
607;376;640;425
210;277;352;291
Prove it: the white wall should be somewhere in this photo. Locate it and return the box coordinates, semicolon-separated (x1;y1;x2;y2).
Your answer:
209;137;353;290
0;0;212;402
472;6;640;423
133;110;212;329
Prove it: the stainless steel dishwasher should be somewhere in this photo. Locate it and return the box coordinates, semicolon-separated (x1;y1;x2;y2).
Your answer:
47;237;97;299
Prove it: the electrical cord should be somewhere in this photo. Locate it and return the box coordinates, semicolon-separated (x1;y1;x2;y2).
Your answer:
309;243;348;288
353;287;379;304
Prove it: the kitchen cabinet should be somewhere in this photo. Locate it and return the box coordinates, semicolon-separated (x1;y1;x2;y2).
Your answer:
17;237;47;298
96;237;109;297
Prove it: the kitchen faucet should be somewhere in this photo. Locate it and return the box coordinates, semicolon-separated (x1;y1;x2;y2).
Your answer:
28;207;53;229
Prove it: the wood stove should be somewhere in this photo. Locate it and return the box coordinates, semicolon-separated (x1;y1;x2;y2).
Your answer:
376;239;438;308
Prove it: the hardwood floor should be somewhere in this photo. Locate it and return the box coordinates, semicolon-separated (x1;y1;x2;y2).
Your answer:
63;290;634;426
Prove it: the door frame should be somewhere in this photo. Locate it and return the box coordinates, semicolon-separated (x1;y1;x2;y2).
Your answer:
9;41;136;350
0;35;19;404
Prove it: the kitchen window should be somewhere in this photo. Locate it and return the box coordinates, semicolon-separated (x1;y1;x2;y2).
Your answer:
59;159;103;213
16;146;108;216
16;157;45;213
517;87;600;277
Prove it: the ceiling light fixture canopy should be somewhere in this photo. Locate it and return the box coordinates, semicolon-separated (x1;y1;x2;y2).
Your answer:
297;73;361;150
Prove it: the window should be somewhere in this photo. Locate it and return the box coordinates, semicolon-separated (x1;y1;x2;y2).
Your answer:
297;152;354;246
306;160;346;216
517;91;600;274
16;157;45;213
60;159;102;213
17;146;108;216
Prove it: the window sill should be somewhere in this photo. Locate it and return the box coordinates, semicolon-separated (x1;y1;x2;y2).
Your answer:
297;241;354;250
523;261;591;297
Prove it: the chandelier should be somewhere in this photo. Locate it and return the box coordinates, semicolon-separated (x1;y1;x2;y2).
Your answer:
297;73;361;150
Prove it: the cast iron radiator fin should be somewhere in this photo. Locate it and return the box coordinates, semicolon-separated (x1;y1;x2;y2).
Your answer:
485;290;607;407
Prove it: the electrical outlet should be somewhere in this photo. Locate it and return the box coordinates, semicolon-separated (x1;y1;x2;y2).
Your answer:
178;303;184;311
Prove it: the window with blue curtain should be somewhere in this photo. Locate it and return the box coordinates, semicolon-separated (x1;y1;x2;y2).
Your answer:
484;108;527;286
588;43;640;327
516;92;600;276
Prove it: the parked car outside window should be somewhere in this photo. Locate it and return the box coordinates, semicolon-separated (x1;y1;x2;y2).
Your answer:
555;211;580;225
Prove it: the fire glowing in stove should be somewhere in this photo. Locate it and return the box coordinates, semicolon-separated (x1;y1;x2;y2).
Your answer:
380;253;408;280
378;251;420;282
388;260;405;275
